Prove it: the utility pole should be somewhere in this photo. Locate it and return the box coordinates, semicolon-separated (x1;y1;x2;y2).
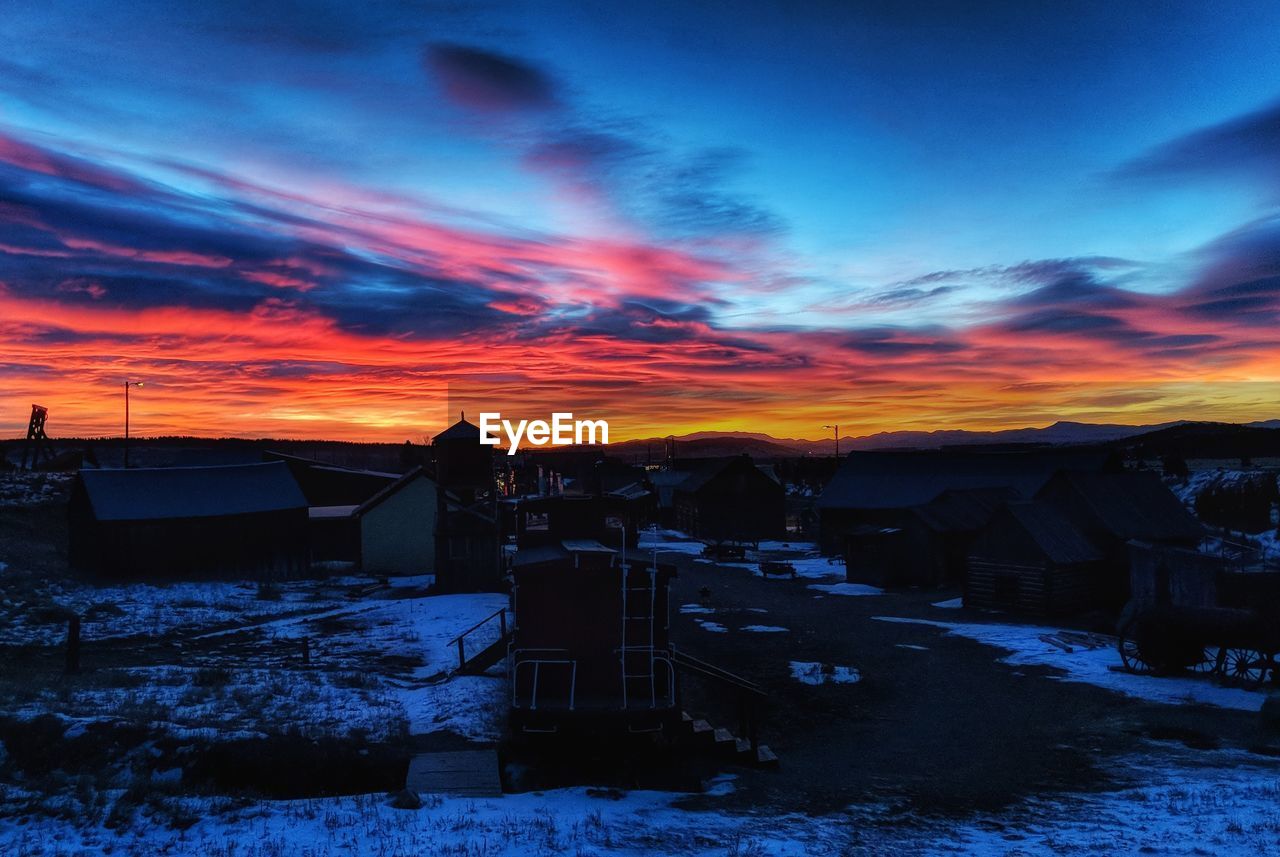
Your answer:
123;381;143;467
822;424;840;459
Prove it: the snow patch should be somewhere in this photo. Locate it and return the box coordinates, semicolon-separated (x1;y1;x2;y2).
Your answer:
808;582;883;597
874;616;1265;711
789;661;861;685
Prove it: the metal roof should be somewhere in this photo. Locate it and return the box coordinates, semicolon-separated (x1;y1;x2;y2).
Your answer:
78;462;306;522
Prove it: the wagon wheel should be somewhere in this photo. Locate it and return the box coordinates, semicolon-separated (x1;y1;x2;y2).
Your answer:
1191;645;1224;676
1118;626;1156;675
1222;648;1269;688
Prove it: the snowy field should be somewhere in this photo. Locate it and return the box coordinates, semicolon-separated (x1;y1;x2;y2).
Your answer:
0;572;509;744
875;616;1267;711
7;510;1280;853
3;748;1279;856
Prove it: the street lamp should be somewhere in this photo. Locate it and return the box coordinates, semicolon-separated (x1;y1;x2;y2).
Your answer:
123;381;143;467
822;424;839;459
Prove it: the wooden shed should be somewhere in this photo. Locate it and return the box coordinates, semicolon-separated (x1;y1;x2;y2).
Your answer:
844;487;1015;588
69;462;309;580
966;501;1105;616
353;468;439;576
672;456;785;542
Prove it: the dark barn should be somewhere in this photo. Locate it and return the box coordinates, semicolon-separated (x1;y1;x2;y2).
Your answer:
69;462;309;580
1035;470;1205;608
966;501;1105;616
844;487;1015;588
1035;470;1204;554
265;451;398;506
509;540;678;735
816;447;1115;554
671;456;785;542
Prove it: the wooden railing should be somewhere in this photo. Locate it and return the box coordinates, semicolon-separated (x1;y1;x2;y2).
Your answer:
447;607;510;671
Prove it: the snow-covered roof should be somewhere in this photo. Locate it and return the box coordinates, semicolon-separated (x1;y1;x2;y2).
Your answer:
78;462;307;522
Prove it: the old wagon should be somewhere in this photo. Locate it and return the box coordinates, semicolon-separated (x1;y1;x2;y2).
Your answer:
1118;542;1280;687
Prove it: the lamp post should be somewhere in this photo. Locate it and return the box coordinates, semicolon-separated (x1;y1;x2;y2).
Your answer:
123;381;143;467
822;424;839;459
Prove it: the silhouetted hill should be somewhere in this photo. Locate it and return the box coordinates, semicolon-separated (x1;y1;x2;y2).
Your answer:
1109;421;1280;460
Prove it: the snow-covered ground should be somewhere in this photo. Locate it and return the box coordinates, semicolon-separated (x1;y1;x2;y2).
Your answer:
3;746;1280;855
638;528;706;556
895;749;1280;856
809;582;883;597
790;661;861;685
0;471;73;507
640;528;847;581
0;580;509;743
1;577;345;646
875;616;1267;711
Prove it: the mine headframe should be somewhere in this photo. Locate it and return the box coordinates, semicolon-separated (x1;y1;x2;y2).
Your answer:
20;404;55;471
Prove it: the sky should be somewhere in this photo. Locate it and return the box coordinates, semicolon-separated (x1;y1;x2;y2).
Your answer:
3;0;1280;442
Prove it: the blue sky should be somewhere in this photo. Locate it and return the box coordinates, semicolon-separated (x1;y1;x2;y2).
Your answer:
3;1;1280;438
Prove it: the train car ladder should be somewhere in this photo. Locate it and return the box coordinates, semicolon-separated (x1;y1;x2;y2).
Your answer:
619;563;659;709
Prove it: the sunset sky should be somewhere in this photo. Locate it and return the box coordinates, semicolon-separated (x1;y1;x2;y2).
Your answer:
3;1;1280;442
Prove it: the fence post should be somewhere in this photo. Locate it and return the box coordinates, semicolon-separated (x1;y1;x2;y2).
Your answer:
65;615;81;674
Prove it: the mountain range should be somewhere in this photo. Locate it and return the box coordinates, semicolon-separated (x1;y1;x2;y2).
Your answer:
605;419;1280;458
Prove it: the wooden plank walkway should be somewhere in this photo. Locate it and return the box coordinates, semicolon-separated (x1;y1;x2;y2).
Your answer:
405;749;502;797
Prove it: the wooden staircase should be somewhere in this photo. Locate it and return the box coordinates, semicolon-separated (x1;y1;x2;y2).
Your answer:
673;650;778;768
679;711;778;767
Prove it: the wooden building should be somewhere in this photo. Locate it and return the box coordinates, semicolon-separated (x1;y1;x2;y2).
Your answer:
671;456;785;542
353;468;439;576
435;496;503;594
433;416;495;503
844;487;1015;588
509;541;678;735
966;501;1105;615
69;462;309;580
816;447;1115;554
265;451;398;506
1036;470;1204;553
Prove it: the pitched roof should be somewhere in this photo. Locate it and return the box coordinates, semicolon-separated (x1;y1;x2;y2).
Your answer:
817;448;1112;511
434;418;481;442
355;467;434;517
78;462;306;522
673;456;775;495
1042;470;1205;542
912;487;1018;533
674;458;734;494
1003;501;1104;565
607;481;651;501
